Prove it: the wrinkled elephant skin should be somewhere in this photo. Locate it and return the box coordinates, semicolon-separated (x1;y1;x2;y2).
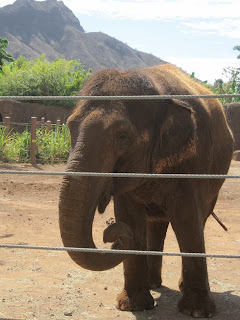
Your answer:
59;64;233;318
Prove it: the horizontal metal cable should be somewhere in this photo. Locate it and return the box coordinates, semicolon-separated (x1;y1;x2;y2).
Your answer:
0;170;239;179
3;122;31;126
0;243;239;259
0;94;240;101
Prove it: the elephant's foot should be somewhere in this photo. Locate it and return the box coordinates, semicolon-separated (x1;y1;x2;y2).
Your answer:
148;275;162;289
116;288;154;311
149;281;162;290
178;294;216;318
148;262;163;289
178;276;183;292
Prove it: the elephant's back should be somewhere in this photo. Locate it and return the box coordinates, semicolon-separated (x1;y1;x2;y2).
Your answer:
143;63;213;96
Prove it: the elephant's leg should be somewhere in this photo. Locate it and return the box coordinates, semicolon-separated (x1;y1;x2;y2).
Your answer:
178;195;218;293
113;194;154;311
177;217;207;293
171;193;216;318
147;220;169;289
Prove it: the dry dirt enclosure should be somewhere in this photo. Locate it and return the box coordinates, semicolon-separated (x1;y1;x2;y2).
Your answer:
0;161;240;320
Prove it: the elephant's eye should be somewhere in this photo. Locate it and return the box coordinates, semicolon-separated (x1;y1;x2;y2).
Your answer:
119;133;128;141
115;132;132;149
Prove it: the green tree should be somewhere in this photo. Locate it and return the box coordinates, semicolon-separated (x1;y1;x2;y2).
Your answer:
0;54;91;107
0;37;14;72
202;46;240;104
233;45;240;59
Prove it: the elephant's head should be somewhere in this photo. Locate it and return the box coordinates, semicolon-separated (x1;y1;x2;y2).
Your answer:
59;69;197;271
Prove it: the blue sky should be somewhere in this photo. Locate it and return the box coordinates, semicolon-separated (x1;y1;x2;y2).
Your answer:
1;0;240;84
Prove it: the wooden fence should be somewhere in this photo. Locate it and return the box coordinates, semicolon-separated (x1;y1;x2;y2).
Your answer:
1;116;63;165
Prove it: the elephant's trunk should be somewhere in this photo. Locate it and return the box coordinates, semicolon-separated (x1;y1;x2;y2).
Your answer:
59;174;133;271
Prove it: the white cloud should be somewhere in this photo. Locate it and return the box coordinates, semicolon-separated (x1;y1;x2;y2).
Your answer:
64;0;240;42
1;1;239;49
182;18;240;39
1;1;240;20
0;0;15;6
62;0;240;20
16;0;238;39
165;56;239;84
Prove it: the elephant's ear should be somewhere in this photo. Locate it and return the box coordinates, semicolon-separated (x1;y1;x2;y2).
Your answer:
151;99;197;173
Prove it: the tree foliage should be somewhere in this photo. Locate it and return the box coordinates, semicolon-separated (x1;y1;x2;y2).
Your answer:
233;45;240;59
201;45;240;105
0;54;91;107
0;37;14;71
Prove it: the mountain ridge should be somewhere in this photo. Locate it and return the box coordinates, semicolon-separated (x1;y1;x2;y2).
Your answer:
0;0;166;71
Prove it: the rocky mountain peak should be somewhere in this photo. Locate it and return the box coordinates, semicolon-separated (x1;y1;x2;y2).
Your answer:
0;0;166;71
0;0;84;43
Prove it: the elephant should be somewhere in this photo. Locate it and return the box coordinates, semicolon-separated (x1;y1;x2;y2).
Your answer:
59;64;233;318
224;102;240;151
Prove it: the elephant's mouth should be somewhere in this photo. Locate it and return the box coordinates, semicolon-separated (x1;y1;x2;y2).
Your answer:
98;191;112;214
97;178;143;214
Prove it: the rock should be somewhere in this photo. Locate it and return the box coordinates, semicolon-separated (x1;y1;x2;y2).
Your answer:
232;150;240;161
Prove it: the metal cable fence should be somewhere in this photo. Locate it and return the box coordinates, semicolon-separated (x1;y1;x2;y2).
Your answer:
0;170;240;179
0;93;239;259
0;168;239;259
1;93;240;100
0;243;239;259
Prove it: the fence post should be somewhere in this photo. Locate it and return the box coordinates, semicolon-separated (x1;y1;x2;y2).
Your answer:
41;117;45;133
5;117;10;133
56;119;61;133
30;117;37;165
46;120;52;133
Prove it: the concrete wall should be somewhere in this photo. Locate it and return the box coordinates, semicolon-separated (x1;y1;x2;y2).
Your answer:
0;99;73;125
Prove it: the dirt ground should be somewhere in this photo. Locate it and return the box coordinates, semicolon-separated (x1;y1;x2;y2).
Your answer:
0;161;239;320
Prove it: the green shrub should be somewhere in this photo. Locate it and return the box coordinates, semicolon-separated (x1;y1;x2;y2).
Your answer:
0;54;91;108
36;124;70;163
0;126;30;162
0;124;70;164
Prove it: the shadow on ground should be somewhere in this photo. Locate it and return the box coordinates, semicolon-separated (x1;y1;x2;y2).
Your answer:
132;286;240;320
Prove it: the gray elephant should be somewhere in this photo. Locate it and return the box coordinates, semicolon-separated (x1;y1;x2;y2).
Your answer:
59;64;233;318
224;102;240;151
